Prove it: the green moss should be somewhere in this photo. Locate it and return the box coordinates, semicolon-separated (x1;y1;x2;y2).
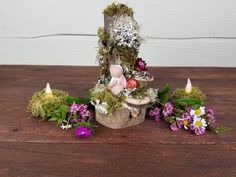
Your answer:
98;27;109;45
113;46;138;69
171;87;206;102
98;47;112;79
131;81;149;99
103;3;133;16
90;85;125;114
28;89;69;120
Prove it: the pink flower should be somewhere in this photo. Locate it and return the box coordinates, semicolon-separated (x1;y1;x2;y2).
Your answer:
135;58;147;71
75;126;92;138
162;102;174;117
170;123;179;131
149;107;161;122
194;127;206;136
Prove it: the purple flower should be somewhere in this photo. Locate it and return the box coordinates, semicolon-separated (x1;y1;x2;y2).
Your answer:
70;102;79;115
170;123;179;131
190;124;196;131
207;108;216;126
78;104;88;112
194;127;206;136
162;102;174;117
176;120;184;129
75;126;92;138
149;107;161;122
135;58;147;71
207;108;215;116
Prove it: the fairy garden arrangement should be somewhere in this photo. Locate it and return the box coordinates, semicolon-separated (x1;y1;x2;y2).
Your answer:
28;3;227;137
90;2;155;129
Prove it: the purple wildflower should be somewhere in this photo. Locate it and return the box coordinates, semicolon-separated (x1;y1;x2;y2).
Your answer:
194;127;206;136
70;102;79;115
170;123;179;131
162;102;174;117
75;126;92;138
207;108;216;126
190;124;196;131
176;120;184;129
149;107;161;122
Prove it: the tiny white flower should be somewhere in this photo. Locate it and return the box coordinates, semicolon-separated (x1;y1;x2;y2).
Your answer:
60;124;72;130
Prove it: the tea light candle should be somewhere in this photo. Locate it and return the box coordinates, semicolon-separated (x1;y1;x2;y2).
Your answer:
172;78;206;102
45;82;53;98
185;78;192;93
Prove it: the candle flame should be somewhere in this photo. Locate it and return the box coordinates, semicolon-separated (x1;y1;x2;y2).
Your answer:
185;78;192;93
45;82;52;94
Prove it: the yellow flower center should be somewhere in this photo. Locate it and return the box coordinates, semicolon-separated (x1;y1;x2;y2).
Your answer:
183;120;188;126
195;121;203;127
195;109;201;116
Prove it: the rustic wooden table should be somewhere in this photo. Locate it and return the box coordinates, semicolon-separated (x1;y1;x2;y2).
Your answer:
0;66;235;177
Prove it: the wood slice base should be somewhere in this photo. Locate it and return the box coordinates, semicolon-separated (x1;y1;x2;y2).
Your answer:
95;107;146;129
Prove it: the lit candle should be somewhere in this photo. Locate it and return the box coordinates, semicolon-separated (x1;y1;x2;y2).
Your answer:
45;82;53;97
185;78;192;93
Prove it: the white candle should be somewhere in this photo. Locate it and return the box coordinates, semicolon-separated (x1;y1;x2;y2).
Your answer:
45;82;53;97
185;78;192;93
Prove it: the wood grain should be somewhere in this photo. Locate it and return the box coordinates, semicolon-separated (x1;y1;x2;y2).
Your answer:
0;66;236;177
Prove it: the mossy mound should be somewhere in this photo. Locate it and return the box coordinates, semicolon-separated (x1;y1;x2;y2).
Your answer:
28;89;68;119
103;3;133;16
90;85;126;114
171;87;206;102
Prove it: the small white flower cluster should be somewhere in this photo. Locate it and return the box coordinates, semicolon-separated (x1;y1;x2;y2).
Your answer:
91;99;108;115
110;16;141;49
146;88;158;103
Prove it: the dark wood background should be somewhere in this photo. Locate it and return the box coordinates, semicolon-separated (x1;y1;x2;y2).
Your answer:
0;66;235;177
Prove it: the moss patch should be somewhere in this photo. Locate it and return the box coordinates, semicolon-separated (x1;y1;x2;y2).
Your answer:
171;87;206;102
131;81;149;99
28;89;68;120
103;3;133;16
90;85;125;114
113;46;138;69
98;27;109;45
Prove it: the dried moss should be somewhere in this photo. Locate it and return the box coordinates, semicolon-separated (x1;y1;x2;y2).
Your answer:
28;89;69;120
131;81;149;99
90;85;125;114
113;46;138;69
98;27;109;45
103;3;133;16
98;47;112;79
171;87;206;102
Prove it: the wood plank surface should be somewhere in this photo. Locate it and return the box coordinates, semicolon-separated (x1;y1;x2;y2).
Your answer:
0;66;236;177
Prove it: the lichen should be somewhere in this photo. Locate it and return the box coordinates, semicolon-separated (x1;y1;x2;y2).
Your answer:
28;89;69;119
171;87;206;102
103;3;133;16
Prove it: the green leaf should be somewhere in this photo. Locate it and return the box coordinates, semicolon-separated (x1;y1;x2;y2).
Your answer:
51;104;69;124
167;116;176;124
213;125;230;134
66;96;90;104
176;98;203;107
158;84;170;104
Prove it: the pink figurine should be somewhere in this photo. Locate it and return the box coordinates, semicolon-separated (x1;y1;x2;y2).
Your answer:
108;65;127;95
